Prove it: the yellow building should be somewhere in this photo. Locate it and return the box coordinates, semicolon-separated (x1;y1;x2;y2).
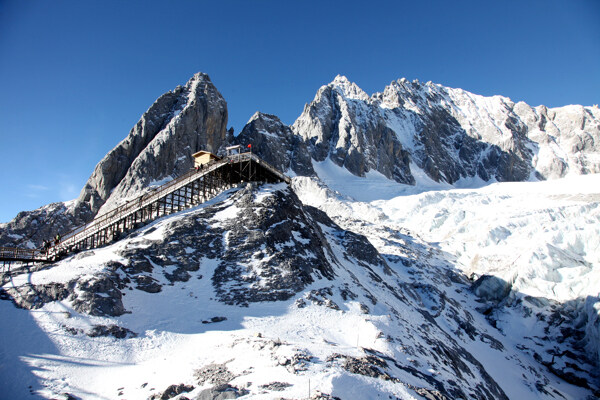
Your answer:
192;151;221;168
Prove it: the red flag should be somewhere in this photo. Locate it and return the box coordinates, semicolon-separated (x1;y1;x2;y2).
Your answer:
247;144;252;148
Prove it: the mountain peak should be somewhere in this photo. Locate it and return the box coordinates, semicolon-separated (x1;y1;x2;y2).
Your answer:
328;74;369;101
188;71;211;84
247;111;281;125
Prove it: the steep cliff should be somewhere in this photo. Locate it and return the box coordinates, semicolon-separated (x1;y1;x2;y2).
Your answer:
80;72;228;215
233;112;314;177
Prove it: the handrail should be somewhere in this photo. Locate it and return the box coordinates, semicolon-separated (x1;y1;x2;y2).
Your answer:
55;153;269;251
58;156;230;246
0;247;43;261
2;152;290;263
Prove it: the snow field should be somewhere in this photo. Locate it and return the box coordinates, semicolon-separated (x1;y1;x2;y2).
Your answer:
2;168;599;399
295;163;599;398
375;174;600;303
0;184;430;399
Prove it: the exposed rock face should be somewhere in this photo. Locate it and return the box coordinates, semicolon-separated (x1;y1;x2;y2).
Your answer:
233;112;314;177
3;73;599;249
292;76;414;184
116;183;363;306
1;262;127;317
471;276;600;391
0;201;88;249
374;78;536;183
3;179;598;397
2;72;600;399
81;72;229;215
293;76;600;184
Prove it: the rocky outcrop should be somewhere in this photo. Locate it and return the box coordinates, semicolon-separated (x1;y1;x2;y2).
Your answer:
233;112;314;177
80;72;229;215
374;78;536;183
0;201;88;249
114;183;383;306
0;72;229;248
4;73;599;249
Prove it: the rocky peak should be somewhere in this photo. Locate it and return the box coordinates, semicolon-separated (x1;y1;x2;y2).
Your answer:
329;75;370;101
2;72;599;249
295;75;600;187
0;72;228;248
292;78;415;184
234;112;314;177
79;72;228;215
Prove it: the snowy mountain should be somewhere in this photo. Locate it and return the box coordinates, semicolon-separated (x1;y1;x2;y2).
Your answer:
1;72;599;399
292;75;600;185
80;72;229;216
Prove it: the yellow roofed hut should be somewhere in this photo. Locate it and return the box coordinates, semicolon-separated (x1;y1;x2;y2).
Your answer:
192;151;221;168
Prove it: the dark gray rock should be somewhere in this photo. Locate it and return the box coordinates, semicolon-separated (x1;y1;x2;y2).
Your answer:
276;349;313;374
194;363;236;386
133;275;162;293
88;324;137;339
1;265;127;318
0;201;91;250
259;382;292;391
211;184;338;305
293;77;414;184
234;112;314;177
109;183;369;308
294;76;600;186
82;72;229;214
195;384;247;400
0;72;229;248
150;383;195;400
332;353;393;381
69;272;127;316
1;281;71;310
471;275;512;304
201;316;227;324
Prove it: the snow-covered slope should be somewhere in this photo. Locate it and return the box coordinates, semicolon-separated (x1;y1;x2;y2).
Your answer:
374;174;600;376
295;161;600;396
2;180;599;399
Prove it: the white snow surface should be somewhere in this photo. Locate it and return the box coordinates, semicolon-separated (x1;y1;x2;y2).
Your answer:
1;164;599;399
373;174;600;302
302;159;600;304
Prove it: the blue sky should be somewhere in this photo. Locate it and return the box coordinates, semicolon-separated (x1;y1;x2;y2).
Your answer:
0;0;599;223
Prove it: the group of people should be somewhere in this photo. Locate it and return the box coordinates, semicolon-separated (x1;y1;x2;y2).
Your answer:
41;234;61;255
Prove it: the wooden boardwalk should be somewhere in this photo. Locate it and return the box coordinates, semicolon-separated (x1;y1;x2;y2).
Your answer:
0;152;289;264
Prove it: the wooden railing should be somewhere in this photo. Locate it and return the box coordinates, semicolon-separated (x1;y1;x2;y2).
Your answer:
0;247;44;262
0;152;290;264
56;155;233;250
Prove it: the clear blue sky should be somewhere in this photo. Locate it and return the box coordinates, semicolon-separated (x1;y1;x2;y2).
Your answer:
1;0;599;223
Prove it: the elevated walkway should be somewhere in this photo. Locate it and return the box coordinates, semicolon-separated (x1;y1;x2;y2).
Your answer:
0;152;290;264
